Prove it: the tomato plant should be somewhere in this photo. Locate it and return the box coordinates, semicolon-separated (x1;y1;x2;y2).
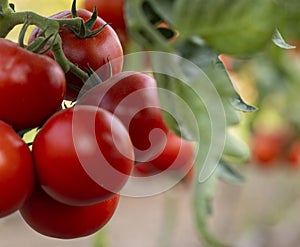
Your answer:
33;105;134;206
77;71;169;163
0;120;34;218
29;9;123;101
20;185;120;239
0;38;66;130
0;0;296;246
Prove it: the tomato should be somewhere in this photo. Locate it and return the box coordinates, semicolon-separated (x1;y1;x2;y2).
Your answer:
77;71;169;163
19;185;120;239
128;131;195;187
82;0;127;47
133;162;161;177
0;38;66;130
151;131;195;172
250;130;290;167
0;120;34;218
180;166;195;187
288;140;300;168
32;105;134;206
29;9;123;101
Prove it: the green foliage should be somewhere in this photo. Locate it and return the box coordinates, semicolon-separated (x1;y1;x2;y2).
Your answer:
173;0;281;56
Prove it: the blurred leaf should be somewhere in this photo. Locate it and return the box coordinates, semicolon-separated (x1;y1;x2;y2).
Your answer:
147;0;174;26
218;160;245;184
193;167;229;247
231;96;257;113
173;0;281;56
222;132;250;164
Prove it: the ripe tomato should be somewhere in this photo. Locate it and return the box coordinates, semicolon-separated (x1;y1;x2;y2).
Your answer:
250;130;290;167
0;38;66;130
151;131;195;172
33;105;134;206
132;162;161;177
82;0;127;47
29;9;123;101
77;71;169;163
0;120;34;218
288;140;300;168
20;185;120;239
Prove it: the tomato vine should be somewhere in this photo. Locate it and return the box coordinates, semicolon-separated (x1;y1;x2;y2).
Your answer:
0;0;297;246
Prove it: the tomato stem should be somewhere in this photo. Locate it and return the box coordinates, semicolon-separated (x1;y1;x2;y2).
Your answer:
0;7;90;82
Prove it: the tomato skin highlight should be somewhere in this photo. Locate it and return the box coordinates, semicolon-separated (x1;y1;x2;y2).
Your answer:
29;9;123;101
0;120;35;218
19;185;120;239
77;71;169;163
32;105;134;206
0;38;66;130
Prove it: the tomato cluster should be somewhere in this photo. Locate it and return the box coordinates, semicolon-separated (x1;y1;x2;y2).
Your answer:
0;6;195;239
250;128;300;169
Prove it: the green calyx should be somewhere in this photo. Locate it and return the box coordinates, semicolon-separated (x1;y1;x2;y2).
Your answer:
67;0;107;39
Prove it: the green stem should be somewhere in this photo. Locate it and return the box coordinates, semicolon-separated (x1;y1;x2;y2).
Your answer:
193;153;230;247
157;188;178;247
0;8;89;81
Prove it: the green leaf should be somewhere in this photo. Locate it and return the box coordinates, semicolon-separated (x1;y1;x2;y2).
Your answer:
272;29;296;49
0;5;5;17
218;160;245;184
125;0;172;51
222;132;250;164
147;0;174;26
173;0;281;56
231;96;257;113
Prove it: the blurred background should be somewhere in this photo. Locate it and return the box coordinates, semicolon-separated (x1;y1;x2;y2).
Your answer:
3;0;300;247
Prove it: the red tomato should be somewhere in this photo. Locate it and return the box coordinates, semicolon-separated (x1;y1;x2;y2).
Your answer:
0;38;66;130
288;140;300;168
77;71;169;163
180;166;195;187
130;131;195;186
20;185;120;239
33;105;134;206
133;162;161;177
29;9;123;101
151;131;195;172
0;120;34;217
250;130;290;166
82;0;127;47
